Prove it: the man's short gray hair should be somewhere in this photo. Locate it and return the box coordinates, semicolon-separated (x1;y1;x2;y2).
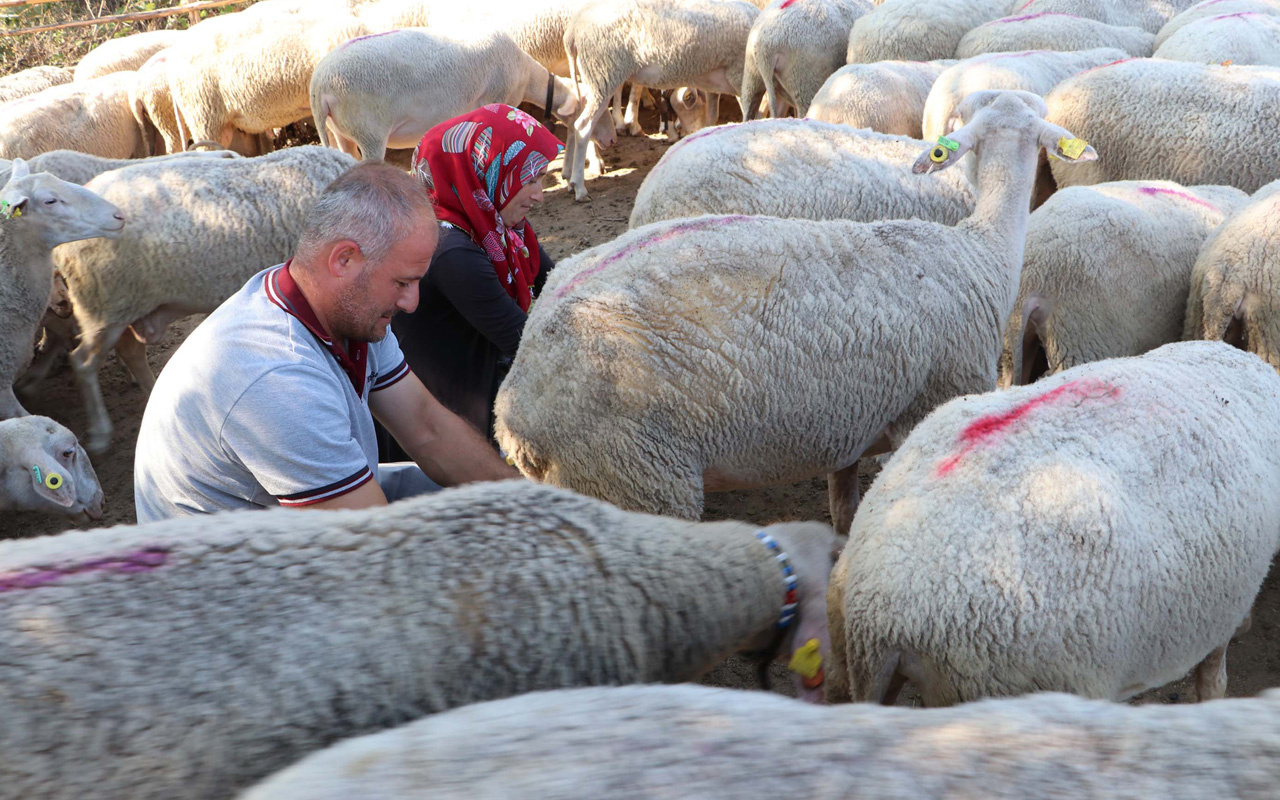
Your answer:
294;162;436;267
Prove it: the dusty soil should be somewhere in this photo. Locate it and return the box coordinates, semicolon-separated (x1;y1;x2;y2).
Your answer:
5;110;1277;707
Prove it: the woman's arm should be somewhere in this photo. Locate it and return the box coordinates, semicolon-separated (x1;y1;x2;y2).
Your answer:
431;243;528;356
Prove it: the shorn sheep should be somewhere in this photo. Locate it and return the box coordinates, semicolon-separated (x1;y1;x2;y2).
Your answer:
829;342;1280;707
53;147;355;454
72;29;184;82
1154;12;1280;66
241;684;1280;800
0;71;152;161
1154;0;1280;49
845;0;1015;63
0;480;836;799
497;90;1096;535
1185;181;1280;369
1046;59;1280;193
1012;0;1203;32
0;65;71;105
0;148;239;188
629;119;975;228
0;415;104;522
954;13;1156;59
807;60;954;138
739;0;873;119
998;181;1247;387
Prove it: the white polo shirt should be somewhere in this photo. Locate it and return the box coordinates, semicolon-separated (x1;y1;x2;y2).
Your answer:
134;263;410;522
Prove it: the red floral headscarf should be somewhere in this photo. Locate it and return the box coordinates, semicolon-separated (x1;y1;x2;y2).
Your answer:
412;104;564;312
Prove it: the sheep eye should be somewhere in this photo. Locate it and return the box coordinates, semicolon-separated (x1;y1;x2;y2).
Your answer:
44;198;57;205
61;448;75;459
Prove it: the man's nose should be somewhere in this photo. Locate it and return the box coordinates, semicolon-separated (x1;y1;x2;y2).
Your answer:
400;283;420;313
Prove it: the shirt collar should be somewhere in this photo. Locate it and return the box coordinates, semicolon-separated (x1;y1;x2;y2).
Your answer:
264;261;370;395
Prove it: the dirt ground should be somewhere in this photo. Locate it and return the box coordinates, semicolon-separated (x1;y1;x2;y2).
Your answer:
5;111;1278;707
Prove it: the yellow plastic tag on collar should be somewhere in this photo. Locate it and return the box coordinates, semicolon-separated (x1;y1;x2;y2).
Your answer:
788;638;823;679
1058;137;1088;160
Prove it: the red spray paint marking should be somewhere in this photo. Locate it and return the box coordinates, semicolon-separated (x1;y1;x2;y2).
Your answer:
0;547;169;594
1137;186;1218;211
935;379;1120;477
1208;11;1264;21
551;215;750;298
337;30;396;50
1015;0;1036;10
780;0;800;8
1081;57;1137;75
993;12;1081;24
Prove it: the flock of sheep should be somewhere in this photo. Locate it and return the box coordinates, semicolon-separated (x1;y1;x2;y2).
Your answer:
3;0;1280;796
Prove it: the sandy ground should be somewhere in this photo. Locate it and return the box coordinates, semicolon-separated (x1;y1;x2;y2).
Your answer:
5;113;1278;707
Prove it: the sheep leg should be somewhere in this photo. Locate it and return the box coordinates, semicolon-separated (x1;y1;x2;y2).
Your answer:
825;559;852;703
1194;643;1228;701
570;94;609;202
704;93;721;128
827;462;860;538
585;140;604;180
0;386;29;420
115;329;155;393
610;86;626;130
623;84;645;137
70;323;127;455
1235;612;1253;639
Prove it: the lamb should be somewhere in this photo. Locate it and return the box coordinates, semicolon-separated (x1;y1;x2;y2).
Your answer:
845;0;1016;63
739;0;874;120
53;146;355;454
240;685;1280;800
1011;0;1202;32
0;160;125;422
309;28;608;163
73;29;185;82
0;480;836;799
1184;181;1280;369
497;90;1096;536
1154;12;1280;66
829;341;1280;706
0;65;71;105
954;13;1156;58
0;148;239;188
1155;0;1280;49
562;0;759;200
1046;59;1280;193
807;60;955;137
629;119;975;228
0;415;104;522
0;71;152;161
998;181;1247;388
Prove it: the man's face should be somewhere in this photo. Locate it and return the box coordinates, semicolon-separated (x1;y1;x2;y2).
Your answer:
332;212;437;343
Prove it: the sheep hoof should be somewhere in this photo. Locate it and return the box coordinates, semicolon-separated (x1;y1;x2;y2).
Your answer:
626;123;643;137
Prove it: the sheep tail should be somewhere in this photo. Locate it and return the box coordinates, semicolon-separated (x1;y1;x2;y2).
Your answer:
870;649;959;708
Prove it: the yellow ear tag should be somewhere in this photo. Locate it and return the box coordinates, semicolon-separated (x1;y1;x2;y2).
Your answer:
788;638;823;680
1058;137;1088;159
45;471;63;490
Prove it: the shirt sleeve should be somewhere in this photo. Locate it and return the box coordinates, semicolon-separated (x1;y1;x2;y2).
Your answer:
429;240;528;357
371;327;410;392
219;365;372;506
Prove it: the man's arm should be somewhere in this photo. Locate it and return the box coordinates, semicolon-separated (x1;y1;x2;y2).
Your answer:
299;478;388;511
370;370;519;485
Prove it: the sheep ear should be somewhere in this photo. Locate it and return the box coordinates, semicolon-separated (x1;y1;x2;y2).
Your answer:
0;193;29;219
556;91;580;120
9;157;29;181
912;130;973;174
1039;122;1097;163
26;459;74;509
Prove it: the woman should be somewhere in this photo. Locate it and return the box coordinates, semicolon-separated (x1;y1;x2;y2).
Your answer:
389;104;563;450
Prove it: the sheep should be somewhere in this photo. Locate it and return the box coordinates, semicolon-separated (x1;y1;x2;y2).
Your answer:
829;341;1280;707
49;146;353;454
739;0;874;120
845;0;1016;63
0;148;239;189
0;161;126;422
807;59;955;137
0;480;837;799
0;415;104;523
0;65;71;105
73;29;185;82
1184;181;1280;369
629;119;975;228
954;13;1156;58
1046;59;1280;193
1011;0;1203;32
998;181;1248;388
1155;12;1280;66
240;684;1280;800
0;71;151;161
496;90;1097;536
308;28;607;163
561;0;759;201
1155;0;1280;49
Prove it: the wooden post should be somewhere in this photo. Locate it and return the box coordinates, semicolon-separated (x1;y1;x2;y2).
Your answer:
0;0;252;35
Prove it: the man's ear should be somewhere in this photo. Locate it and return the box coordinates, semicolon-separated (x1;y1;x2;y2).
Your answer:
327;239;365;278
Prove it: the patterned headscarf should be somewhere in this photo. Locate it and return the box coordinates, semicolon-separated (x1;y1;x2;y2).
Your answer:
412;104;564;312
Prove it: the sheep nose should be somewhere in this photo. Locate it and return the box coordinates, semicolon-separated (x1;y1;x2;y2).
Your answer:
113;212;125;221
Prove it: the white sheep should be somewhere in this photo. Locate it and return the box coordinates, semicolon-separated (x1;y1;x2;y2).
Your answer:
1154;12;1280;66
1155;0;1280;49
0;161;125;422
739;0;873;120
1046;59;1280;193
0;148;239;189
830;341;1280;706
0;480;836;798
955;13;1156;58
846;0;1016;63
1011;0;1203;32
0;71;150;161
998;181;1248;388
0;65;71;105
497;90;1096;536
628;118;975;228
562;0;759;200
309;28;603;163
53;146;355;454
0;415;104;523
239;684;1280;800
73;29;185;82
807;59;955;137
1184;181;1280;369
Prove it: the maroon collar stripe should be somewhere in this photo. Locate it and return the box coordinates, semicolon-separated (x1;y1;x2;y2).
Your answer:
264;262;371;395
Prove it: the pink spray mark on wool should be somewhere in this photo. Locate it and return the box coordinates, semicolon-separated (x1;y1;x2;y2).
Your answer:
337;30;397;50
1137;186;1218;211
1209;11;1264;21
1081;57;1137;75
993;11;1082;24
780;0;800;8
935;379;1121;477
0;547;170;594
552;215;751;298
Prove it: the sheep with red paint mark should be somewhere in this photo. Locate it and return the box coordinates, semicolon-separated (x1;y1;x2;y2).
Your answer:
954;12;1156;59
1012;0;1199;33
846;0;1016;63
808;59;956;138
830;341;1280;706
997;180;1248;388
1155;11;1280;66
1154;0;1280;49
498;90;1096;536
